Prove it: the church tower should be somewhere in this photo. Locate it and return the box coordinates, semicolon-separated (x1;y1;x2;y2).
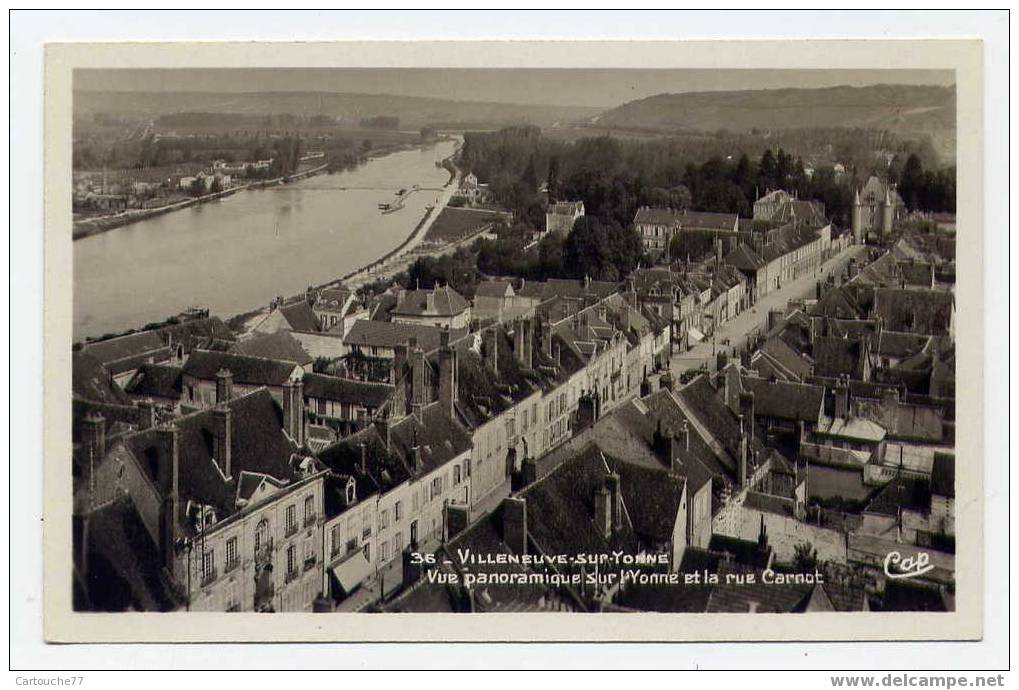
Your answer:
880;186;894;236
851;188;863;244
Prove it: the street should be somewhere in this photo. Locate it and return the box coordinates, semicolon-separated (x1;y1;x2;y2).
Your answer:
669;243;868;377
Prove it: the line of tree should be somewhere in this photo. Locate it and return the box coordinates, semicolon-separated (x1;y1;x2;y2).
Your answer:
459;126;955;232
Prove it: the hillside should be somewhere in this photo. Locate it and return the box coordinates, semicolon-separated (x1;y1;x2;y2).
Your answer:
593;84;956;155
72;90;601;130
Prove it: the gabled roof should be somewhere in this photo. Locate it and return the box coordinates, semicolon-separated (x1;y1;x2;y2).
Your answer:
313;287;356;313
123;388;305;531
81;330;168;367
872;288;954;335
724;244;767;272
182;350;300;387
602;455;686;547
280;301;321;332
72;350;131;405
344;320;468;352
234;331;313;367
740;376;824;423
124;363;183;400
302;373;393;409
391;285;469;318
473;280;514;298
812;336;866;379
520;445;640;558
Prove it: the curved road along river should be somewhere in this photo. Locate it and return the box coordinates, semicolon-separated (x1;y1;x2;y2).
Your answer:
73;139;458;341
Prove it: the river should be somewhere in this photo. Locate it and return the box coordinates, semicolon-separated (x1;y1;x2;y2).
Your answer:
73;139;458;341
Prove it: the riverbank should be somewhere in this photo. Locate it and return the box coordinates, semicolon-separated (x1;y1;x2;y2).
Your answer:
78;137;463;343
72;163;331;241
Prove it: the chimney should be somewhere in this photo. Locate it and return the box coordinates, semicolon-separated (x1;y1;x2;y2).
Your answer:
739;391;755;435
605;472;623;531
595;485;613;539
438;338;458;418
426;288;436;313
282;378;305;446
410;340;428;412
215;368;233;404
738;414;749;488
136;399;157;430
359;442;368;476
521;456;538;487
211;405;233;479
681;420;690;453
410;428;422;474
502;497;528;556
156;426;181;569
483;328;499;376
82;413;106;467
834;376;849;419
539;318;553;358
392;342;409;386
396;289;407;307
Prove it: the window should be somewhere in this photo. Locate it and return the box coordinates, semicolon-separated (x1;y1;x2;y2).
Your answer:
394;501;402;522
380;509;389;530
254;519;269;554
225;537;238;572
330;525;342;556
393;532;403;556
286;544;297;578
363;543;371;562
285;504;297;535
304;495;315;525
412;491;420;513
381;541;390;564
201;548;215;584
454;465;462;486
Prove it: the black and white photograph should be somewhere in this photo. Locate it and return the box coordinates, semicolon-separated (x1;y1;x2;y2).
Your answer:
66;62;966;620
15;19;1004;672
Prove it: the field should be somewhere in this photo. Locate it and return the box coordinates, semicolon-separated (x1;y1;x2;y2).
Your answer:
423;207;511;244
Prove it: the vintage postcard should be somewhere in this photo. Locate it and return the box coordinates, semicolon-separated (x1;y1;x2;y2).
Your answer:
44;39;983;642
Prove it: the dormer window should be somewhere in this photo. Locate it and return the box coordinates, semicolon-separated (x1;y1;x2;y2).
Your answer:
345;478;356;504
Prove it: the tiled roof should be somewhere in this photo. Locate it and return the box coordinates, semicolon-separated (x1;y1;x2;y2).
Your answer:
633;207;683;226
473;280;514;298
81;331;169;368
873;331;930;359
182;350;300;387
280;301;321;332
75;496;179;612
754;335;813;382
234;331;313;366
303;373;393;409
72;350;131;405
865;475;931;517
812;336;865;379
159;317;235;350
770;199;828;227
391;285;469;318
548;200;584;216
740;376;824;423
314;287;356;313
124;388;304;530
515;278;621;302
724;244;767;272
705;562;813;613
520;445;640;558
872;288;953;335
344;320;467;352
124;363;183;400
316;426;395;498
389;402;473;477
603;455;686;547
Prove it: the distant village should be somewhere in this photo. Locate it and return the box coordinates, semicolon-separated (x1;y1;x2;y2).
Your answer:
72;163;957;615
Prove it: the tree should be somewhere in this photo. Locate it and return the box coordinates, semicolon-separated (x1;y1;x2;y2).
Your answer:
898;154;926;210
793;541;819;572
562;216;643;282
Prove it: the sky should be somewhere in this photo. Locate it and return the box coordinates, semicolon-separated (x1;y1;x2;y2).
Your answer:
75;68;954;109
